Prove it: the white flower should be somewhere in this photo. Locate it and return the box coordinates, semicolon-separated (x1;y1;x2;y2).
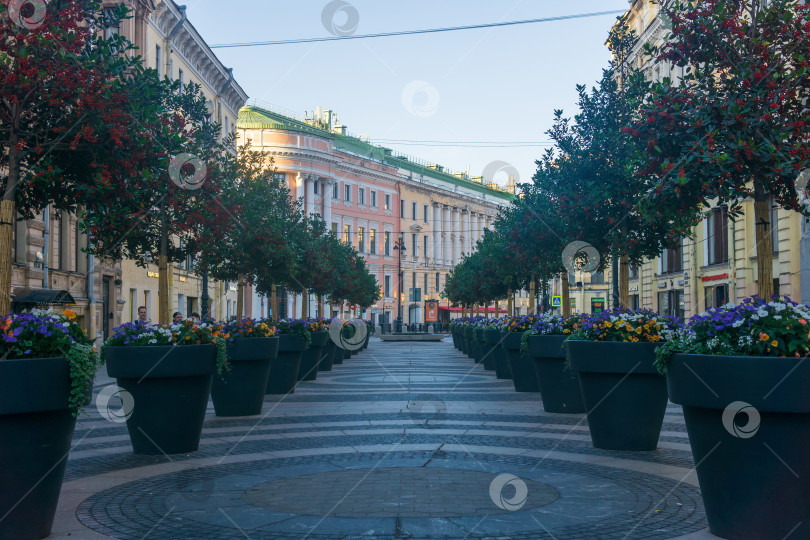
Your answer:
757;309;768;318
732;319;744;328
723;302;737;309
773;315;782;320
751;315;760;321
770;302;787;312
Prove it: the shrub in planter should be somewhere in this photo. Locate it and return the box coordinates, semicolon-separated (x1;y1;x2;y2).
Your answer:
501;316;540;392
104;319;229;455
655;297;810;540
299;318;328;381
566;309;678;450
211;319;278;417
1;309;100;540
521;313;585;413
267;319;310;394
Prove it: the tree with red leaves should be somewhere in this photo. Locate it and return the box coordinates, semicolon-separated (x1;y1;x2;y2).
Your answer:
632;0;810;299
0;1;142;315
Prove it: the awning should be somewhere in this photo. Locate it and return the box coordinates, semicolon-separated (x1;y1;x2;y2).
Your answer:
438;306;508;314
12;289;76;308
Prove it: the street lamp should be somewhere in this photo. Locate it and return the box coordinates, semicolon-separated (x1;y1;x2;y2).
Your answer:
393;235;406;332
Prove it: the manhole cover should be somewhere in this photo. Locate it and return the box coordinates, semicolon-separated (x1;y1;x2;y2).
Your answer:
243;467;559;517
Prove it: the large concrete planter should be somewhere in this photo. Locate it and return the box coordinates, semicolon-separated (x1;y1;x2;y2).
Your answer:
0;357;77;540
502;332;540;392
298;332;328;381
320;340;336;372
527;335;584;413
667;353;810;540
106;344;216;455
266;335;306;394
567;341;666;450
211;337;278;417
495;331;513;380
481;329;500;371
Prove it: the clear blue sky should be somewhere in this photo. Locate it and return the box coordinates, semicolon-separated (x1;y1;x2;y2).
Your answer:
184;0;628;186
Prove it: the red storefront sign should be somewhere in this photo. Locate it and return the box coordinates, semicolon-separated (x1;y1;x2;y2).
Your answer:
701;273;729;282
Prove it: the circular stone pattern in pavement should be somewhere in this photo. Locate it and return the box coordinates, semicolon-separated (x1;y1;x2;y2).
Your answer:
243;467;559;517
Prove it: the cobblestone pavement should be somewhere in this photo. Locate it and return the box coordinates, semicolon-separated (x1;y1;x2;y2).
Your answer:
51;337;717;539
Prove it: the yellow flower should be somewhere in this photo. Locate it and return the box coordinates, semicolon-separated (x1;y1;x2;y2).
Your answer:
771;340;779;347
635;327;643;334
604;321;613;328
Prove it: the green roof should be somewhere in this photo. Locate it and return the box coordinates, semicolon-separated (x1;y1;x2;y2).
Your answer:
237;105;515;203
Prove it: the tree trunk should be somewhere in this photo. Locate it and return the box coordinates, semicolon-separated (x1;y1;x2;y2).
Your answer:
301;289;308;318
0;200;15;316
754;180;774;299
529;274;536;314
507;290;513;316
619;253;630;308
158;202;169;325
561;272;571;317
236;273;244;320
484;303;489;318
270;283;278;322
317;294;323;319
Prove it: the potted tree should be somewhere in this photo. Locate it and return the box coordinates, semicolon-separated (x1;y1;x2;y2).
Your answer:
1;309;100;540
211;318;278;416
655;297;810;540
522;313;585;413
267;319;310;394
566;309;677;450
103;319;229;455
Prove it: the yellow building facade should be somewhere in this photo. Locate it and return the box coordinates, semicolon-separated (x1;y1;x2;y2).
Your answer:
603;0;804;318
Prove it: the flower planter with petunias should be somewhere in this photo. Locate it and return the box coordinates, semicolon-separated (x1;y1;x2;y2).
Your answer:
501;316;540;392
103;319;229;455
481;319;502;371
267;319;310;394
566;309;678;450
521;314;585;413
1;309;101;540
655;297;810;540
211;319;278;417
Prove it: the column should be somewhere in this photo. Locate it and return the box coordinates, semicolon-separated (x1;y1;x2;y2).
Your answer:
462;210;471;255
295;172;304;202
433;204;441;263
472;213;480;247
306;175;316;217
323;179;333;227
453;208;461;263
442;205;451;265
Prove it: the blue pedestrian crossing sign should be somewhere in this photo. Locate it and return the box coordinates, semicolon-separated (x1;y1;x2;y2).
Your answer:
551;296;562;308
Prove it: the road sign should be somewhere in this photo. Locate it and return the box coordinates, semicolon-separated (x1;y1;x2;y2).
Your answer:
439;291;447;299
551;296;562;308
409;288;422;302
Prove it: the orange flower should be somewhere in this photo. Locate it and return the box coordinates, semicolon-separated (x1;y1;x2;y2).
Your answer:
759;333;769;342
771;340;779;347
801;319;808;326
63;309;76;320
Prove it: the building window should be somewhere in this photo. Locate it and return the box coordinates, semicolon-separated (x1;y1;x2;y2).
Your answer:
629;264;639;280
425;273;429;294
384;276;391;297
333;182;339;199
411;202;417;220
358;227;365;253
707;207;729;265
155;45;162;77
412;233;418;256
424;235;428;259
658;289;685;319
629;294;640;310
14;214;26;264
358;188;365;205
344;184;351;202
385;194;391;210
178;69;184;91
371;191;377;207
400;199;405;218
103;8;120;39
343;224;351;245
369;229;376;254
331;222;338;236
423;204;429;223
662;242;683;274
436;272;440;292
590;271;605;285
704;284;729;311
384;232;391;256
314;182;319;195
771;199;780;253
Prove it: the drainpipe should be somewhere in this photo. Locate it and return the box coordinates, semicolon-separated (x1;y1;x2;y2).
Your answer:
42;205;50;289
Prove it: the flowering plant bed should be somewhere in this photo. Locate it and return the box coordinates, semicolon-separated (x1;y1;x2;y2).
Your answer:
1;309;99;413
654;297;810;371
275;318;312;349
567;308;679;343
222;318;276;341
104;319;229;375
503;315;539;333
